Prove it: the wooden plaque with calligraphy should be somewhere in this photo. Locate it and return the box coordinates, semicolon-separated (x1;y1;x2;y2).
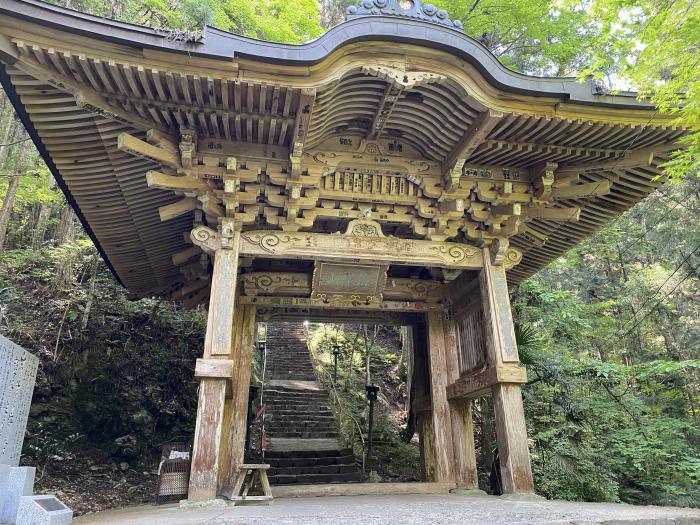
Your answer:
311;262;388;306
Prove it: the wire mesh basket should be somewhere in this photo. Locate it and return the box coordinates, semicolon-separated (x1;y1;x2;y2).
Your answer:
156;442;192;503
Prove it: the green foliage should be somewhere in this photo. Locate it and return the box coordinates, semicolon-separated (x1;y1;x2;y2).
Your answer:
433;0;599;75
308;323;421;481
513;178;700;506
569;0;700;180
47;0;322;43
0;245;206;463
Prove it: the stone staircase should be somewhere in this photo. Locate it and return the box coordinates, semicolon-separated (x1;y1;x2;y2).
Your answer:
262;322;362;485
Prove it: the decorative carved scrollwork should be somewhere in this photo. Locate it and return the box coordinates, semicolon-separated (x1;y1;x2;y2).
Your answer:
346;0;463;31
345;218;386;238
190;226;218;254
503;248;524;270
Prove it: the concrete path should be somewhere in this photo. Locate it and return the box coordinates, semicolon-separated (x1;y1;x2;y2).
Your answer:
74;493;700;524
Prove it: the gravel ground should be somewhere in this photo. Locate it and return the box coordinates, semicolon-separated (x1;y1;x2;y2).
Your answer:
75;493;700;525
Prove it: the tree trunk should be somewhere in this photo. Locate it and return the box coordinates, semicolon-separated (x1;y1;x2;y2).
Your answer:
56;204;76;245
31;201;51;249
0;116;18;168
81;255;99;331
0;142;26;250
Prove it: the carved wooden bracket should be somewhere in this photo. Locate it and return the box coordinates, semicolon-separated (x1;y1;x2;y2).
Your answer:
489;238;523;269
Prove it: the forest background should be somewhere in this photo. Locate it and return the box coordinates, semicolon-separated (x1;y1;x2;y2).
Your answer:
0;0;698;513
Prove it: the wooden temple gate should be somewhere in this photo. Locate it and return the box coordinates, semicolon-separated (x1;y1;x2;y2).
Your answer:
185;217;530;499
0;0;686;504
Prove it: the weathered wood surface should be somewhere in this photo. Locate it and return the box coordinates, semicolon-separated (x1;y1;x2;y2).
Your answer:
237;228;484;270
493;384;535;494
188;378;227;501
417;412;436;483
443;317;478;489
479;248;520;366
446;363;528;400
203;231;240;357
221;304;256;495
189;226;241;501
426;311;454;483
194;358;234;380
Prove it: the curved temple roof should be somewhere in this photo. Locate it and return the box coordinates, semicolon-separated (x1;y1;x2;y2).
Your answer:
0;0;685;300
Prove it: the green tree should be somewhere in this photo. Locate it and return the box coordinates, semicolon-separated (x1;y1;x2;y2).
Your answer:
569;0;700;180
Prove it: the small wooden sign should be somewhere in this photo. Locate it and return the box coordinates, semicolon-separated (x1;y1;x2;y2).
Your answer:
311;262;388;306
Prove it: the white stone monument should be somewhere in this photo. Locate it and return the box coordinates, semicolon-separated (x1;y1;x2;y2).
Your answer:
0;335;71;525
16;496;72;525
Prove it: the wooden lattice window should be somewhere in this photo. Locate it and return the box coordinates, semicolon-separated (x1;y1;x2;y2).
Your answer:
455;306;486;374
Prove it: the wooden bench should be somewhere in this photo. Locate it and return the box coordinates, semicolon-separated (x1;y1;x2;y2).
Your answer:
227;464;273;505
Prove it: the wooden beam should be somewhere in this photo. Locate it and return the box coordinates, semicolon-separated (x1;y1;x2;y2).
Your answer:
551;179;612;200
556;143;681;174
172;245;202;266
117;132;180;168
158;197;199;221
13;52;168;134
368;82;403;139
442;110;504;188
195;358;234;380
522;206;581;222
484;140;624;160
239;294;442;312
290;88;316;179
446;364;527;399
146;170;209;191
237;226;484;270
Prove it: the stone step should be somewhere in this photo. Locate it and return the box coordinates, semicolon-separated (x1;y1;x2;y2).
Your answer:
265;400;327;406
265;406;332;414
265;447;354;459
268;472;363;485
266;417;334;425
267;454;356;468
269;431;339;439
270;463;359;476
266;416;335;425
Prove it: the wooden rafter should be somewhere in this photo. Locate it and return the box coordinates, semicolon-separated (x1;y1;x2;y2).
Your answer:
441;109;504;190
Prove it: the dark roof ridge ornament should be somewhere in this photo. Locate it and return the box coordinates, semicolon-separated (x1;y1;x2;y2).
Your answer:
346;0;464;32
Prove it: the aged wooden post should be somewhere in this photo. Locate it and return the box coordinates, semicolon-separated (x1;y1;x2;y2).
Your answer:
220;303;256;497
217;301;243;491
426;311;455;483
189;221;240;501
443;317;479;489
480;246;534;494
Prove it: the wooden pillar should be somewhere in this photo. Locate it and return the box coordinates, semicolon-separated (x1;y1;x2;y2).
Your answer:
217;301;243;490
443;317;478;489
480;247;534;494
189;224;240;501
426;311;454;483
416;411;436;482
221;303;256;496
